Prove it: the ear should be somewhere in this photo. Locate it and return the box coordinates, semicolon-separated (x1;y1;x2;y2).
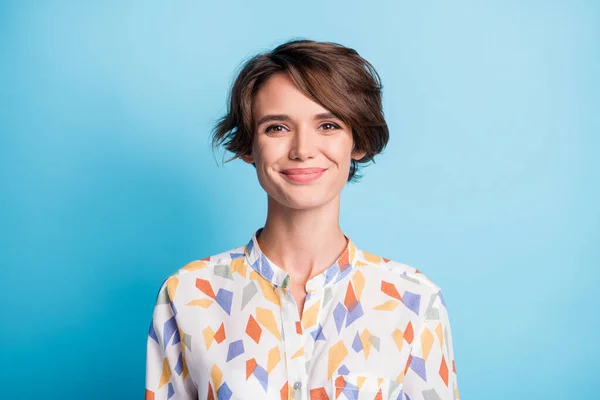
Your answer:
351;149;367;161
240;152;255;164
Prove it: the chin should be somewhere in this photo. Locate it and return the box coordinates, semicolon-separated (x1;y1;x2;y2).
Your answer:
278;190;338;210
284;201;327;211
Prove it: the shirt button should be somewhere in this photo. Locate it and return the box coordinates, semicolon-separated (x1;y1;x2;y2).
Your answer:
293;381;301;390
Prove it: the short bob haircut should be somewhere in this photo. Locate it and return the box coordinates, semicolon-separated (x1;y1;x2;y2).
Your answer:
211;38;389;183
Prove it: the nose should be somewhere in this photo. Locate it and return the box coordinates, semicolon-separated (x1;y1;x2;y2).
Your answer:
289;124;317;161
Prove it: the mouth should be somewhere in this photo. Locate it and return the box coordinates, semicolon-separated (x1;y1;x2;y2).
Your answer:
280;168;327;183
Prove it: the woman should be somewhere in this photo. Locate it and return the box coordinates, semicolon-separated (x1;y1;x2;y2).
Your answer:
145;39;459;400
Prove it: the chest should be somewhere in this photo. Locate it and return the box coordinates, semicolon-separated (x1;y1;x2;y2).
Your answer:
288;284;307;319
179;275;418;400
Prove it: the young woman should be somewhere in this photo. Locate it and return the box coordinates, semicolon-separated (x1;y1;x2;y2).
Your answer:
146;39;459;400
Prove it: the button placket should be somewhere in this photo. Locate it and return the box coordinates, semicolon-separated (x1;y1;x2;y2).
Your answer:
300;286;322;378
279;286;307;399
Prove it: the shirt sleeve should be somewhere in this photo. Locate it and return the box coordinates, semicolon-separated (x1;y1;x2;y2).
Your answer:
402;290;460;400
145;277;197;400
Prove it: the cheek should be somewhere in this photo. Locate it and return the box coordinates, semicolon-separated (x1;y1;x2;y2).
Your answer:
254;138;286;164
326;138;354;164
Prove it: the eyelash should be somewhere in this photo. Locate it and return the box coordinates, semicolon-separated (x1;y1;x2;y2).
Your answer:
264;122;341;134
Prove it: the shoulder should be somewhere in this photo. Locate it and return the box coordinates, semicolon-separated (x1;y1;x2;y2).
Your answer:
357;248;444;299
356;248;453;325
154;244;247;300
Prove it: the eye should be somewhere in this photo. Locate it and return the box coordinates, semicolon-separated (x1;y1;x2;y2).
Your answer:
265;124;288;134
320;122;341;131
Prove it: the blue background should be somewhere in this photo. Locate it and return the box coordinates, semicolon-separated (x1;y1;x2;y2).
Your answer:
1;1;598;399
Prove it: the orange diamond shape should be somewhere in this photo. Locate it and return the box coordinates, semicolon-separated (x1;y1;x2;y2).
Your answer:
374;388;383;400
246;314;262;344
404;321;414;344
309;387;329;400
381;281;402;300
280;381;289;400
439;355;449;387
246;358;257;379
214;323;226;344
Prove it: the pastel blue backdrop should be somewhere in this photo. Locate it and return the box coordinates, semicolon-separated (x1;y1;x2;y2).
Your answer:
1;1;598;399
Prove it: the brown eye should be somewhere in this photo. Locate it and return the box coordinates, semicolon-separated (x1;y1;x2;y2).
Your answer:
321;123;341;131
265;125;287;133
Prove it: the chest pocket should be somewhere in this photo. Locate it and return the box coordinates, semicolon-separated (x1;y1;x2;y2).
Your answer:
331;372;403;400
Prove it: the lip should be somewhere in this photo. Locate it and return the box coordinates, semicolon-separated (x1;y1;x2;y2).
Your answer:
280;168;327;183
281;168;327;175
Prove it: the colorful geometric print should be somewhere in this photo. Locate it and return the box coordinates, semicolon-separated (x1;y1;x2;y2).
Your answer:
145;227;460;400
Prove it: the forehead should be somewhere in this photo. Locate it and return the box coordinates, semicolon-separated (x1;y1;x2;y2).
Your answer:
252;73;328;118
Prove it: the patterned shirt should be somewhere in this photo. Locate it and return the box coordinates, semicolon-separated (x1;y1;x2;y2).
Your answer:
146;227;460;400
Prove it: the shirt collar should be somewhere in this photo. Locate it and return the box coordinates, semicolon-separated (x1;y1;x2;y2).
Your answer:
243;227;359;291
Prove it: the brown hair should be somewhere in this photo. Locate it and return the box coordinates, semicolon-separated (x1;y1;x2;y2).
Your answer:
210;38;389;183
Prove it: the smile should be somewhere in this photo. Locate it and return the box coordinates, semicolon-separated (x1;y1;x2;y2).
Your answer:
280;168;327;183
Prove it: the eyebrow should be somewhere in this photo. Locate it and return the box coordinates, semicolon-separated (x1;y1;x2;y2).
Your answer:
255;112;340;128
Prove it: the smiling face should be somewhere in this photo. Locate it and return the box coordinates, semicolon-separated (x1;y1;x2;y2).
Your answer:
241;72;366;210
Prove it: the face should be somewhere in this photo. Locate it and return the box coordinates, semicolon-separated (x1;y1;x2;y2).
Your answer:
241;72;366;210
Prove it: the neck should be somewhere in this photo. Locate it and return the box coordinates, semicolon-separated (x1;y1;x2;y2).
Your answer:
257;193;348;289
